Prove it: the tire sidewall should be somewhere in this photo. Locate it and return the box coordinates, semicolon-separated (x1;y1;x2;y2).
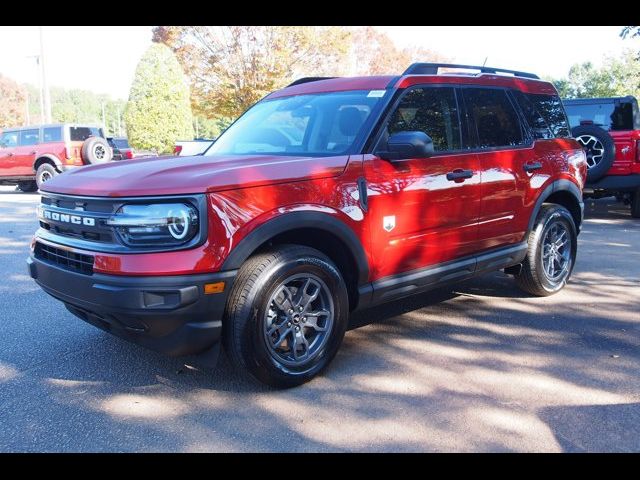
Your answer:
242;254;348;386
532;208;577;294
82;137;112;164
36;164;57;189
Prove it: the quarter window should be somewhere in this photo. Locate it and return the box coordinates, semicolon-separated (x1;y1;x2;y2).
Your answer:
528;94;570;137
387;87;461;152
19;129;40;146
463;88;525;148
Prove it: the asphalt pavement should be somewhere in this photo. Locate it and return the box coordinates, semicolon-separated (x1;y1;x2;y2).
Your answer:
0;185;638;452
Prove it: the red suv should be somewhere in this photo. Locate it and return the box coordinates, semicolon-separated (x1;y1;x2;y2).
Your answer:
28;64;587;387
0;123;113;191
563;96;640;217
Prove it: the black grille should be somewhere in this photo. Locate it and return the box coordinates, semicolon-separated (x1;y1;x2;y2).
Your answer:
35;242;94;275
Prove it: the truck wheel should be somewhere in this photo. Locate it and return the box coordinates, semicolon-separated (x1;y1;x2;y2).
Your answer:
631;189;640;219
81;136;112;164
515;204;577;296
223;245;349;388
17;181;38;192
571;125;615;183
35;163;57;189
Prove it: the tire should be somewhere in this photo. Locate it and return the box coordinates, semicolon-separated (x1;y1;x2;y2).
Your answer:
514;204;577;296
631;188;640;219
35;163;57;189
571;125;615;183
223;245;349;388
81;136;112;164
17;181;38;192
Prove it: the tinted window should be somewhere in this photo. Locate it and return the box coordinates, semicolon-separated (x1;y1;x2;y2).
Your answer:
513;91;553;139
206;90;383;156
528;94;570;137
0;131;19;147
564;101;634;131
112;138;129;149
69;126;102;141
463;88;525;148
43;127;62;143
387;87;461;151
19;129;40;146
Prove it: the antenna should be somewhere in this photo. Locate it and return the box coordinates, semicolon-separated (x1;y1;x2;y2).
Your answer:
482;56;488;67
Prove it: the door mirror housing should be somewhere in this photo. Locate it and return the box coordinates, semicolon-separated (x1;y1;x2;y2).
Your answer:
377;131;435;161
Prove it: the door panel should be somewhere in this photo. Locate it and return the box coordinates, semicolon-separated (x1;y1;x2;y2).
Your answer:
364;85;481;281
14;129;40;176
365;153;481;280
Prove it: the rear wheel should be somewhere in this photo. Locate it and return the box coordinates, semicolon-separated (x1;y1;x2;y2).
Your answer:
35;163;57;189
515;204;577;296
223;245;349;388
81;136;112;164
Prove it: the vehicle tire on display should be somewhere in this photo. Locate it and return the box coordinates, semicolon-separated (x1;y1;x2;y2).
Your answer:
17;181;38;192
223;245;349;388
514;204;577;297
571;125;615;183
631;188;640;219
35;163;58;189
81;136;113;164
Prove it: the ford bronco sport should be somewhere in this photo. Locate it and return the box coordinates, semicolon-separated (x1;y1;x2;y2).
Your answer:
28;63;587;388
0;123;113;191
563;96;640;217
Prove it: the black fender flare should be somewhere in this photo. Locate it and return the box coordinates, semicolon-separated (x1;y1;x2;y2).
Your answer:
34;154;62;172
221;211;370;285
527;179;584;235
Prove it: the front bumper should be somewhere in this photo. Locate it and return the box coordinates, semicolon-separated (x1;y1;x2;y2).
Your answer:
27;255;236;357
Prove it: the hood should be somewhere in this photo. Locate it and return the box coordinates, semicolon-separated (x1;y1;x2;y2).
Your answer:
41;154;350;197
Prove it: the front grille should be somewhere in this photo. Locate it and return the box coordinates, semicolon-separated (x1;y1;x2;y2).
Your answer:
35;242;94;275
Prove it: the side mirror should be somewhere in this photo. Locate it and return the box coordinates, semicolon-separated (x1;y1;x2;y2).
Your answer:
377;131;434;161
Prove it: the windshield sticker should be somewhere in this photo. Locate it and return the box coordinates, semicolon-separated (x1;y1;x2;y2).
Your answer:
367;90;386;98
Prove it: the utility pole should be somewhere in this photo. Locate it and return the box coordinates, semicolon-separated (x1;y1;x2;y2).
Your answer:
101;102;106;132
117;107;122;136
39;27;52;123
25;91;30;126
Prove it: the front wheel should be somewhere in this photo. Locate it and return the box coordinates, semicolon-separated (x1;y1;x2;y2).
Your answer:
514;204;577;296
223;245;349;388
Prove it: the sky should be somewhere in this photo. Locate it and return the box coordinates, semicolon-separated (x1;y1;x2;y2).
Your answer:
0;26;636;100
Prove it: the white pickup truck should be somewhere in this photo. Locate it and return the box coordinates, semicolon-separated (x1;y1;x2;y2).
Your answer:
174;139;215;156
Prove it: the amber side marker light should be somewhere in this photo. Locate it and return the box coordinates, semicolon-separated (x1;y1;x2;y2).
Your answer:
204;282;225;294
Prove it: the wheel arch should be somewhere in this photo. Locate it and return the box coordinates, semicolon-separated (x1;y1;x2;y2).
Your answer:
528;179;584;235
221;211;370;310
34;155;62;172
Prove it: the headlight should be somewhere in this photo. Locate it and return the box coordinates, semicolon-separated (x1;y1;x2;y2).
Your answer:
107;203;199;247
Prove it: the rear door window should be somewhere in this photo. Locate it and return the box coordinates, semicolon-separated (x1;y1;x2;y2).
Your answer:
462;88;526;148
526;94;570;137
43;127;63;143
19;129;40;146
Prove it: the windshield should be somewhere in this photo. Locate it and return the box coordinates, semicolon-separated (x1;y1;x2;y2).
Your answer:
205;90;385;157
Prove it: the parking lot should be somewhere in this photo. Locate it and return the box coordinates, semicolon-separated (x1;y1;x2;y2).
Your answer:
0;185;638;452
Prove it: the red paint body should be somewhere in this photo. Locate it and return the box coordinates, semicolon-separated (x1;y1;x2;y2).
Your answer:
37;74;586;286
609;130;640;175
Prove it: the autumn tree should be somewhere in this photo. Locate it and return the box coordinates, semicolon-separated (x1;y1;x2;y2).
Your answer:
124;43;194;154
0;74;27;129
350;27;449;75
153;26;351;119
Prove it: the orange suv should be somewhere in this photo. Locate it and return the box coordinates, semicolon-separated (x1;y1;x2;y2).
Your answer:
0;123;113;192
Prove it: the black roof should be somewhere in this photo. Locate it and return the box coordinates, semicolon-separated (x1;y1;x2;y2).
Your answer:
563;96;637;104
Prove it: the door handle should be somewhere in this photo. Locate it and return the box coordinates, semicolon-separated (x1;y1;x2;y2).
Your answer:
7;152;13;157
446;169;474;182
523;162;542;172
30;151;37;155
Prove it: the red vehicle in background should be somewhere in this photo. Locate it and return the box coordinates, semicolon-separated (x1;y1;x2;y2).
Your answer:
0;123;113;191
29;64;586;387
563;96;640;217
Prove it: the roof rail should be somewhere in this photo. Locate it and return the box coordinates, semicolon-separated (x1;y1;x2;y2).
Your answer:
287;77;336;87
403;63;539;80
